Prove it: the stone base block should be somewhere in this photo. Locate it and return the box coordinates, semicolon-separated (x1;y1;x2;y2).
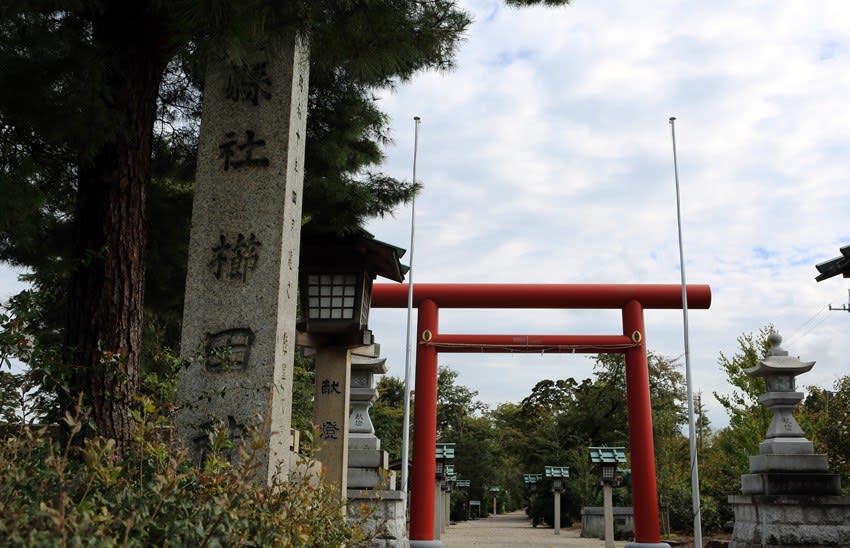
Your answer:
350;434;382;451
580;506;634;539
759;438;814;455
749;454;828;473
348;489;409;548
349;467;396;489
741;472;841;495
408;542;443;548
350;448;390;468
729;494;850;547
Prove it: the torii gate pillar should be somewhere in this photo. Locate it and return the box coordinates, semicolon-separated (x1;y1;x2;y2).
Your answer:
410;299;439;543
623;300;666;546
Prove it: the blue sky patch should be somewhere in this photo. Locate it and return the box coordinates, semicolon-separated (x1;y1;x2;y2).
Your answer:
753;247;777;260
818;40;842;61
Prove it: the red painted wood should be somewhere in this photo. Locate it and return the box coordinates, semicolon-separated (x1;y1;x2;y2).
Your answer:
623;300;662;543
372;283;711;310
428;333;634;353
409;299;438;540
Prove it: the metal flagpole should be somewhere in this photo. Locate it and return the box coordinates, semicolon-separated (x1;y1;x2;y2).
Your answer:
400;116;421;494
669;116;703;546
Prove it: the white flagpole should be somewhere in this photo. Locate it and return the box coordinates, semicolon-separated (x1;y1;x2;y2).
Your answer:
670;116;703;546
400;116;421;494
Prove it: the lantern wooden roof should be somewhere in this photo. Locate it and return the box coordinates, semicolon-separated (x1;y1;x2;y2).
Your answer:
301;227;408;283
815;244;850;282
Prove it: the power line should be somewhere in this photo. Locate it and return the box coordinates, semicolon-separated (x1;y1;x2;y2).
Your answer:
783;305;828;349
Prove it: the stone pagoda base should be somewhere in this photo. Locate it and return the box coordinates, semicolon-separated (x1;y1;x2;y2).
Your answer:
729;494;850;547
349;433;396;490
348;489;410;548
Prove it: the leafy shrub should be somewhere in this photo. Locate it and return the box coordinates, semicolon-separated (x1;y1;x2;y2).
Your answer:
0;397;374;547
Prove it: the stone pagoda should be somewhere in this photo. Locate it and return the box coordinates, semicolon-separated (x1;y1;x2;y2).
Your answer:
346;351;409;548
729;333;850;547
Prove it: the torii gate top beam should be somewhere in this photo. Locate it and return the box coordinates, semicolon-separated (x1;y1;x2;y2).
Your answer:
371;283;712;310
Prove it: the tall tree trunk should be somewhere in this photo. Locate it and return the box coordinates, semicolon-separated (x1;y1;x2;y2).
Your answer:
62;7;169;451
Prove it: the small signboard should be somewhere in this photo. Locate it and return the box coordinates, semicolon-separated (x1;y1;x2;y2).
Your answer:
469;500;481;506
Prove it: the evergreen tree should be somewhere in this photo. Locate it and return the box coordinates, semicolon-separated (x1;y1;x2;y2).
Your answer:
0;1;472;448
712;326;774;469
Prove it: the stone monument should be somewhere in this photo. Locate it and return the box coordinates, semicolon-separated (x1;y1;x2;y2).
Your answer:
175;39;309;485
729;333;850;547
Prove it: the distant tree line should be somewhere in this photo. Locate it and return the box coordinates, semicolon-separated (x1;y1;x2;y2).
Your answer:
358;325;850;536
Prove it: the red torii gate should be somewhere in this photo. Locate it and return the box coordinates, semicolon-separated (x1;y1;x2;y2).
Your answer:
371;283;712;547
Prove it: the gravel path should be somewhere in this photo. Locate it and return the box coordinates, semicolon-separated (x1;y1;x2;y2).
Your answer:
441;510;630;547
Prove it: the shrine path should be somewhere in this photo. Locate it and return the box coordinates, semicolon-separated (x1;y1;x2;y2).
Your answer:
441;510;630;547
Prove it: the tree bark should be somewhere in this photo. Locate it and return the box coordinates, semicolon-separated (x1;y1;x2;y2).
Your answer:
62;6;170;451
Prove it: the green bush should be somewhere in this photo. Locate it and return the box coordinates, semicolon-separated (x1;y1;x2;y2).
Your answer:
0;397;374;547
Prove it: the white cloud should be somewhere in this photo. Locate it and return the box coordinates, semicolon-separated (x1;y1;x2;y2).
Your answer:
366;0;850;430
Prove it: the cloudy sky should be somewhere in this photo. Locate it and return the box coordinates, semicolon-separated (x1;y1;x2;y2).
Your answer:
362;0;850;428
1;0;849;429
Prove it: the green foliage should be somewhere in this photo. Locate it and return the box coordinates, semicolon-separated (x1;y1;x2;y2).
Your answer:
437;366;487;436
0;398;374;547
802;377;850;492
371;375;406;461
704;326;774;498
693;329;772;535
0;290;62;423
507;353;687;528
290;353;316;437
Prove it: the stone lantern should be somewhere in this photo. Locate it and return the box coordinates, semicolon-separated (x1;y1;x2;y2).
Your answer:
434;443;455;539
729;332;850;547
589;447;626;548
545;466;570;535
299;228;407;343
739;333;825;492
298;228;406;499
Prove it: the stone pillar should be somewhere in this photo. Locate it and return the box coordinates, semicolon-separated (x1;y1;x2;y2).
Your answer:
445;488;450;529
729;333;850;547
603;484;615;548
313;346;352;497
554;490;561;535
176;38;309;485
433;479;442;541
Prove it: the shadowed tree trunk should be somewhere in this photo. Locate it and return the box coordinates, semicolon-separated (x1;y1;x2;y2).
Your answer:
62;6;171;450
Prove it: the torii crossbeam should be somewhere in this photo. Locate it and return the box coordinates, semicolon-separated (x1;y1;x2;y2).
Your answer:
371;283;712;548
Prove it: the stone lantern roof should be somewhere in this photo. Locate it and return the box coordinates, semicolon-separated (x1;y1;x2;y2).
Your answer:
744;333;815;378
